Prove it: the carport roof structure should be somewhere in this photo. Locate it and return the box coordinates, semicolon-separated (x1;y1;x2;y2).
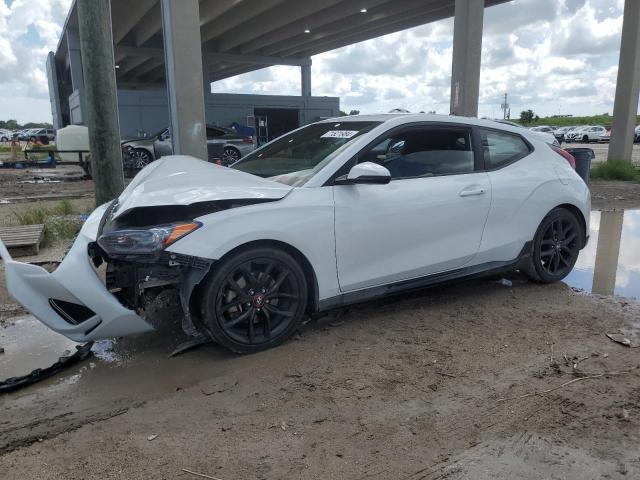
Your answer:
56;0;509;86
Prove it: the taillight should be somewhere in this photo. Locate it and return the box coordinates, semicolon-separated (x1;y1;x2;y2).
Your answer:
551;145;576;169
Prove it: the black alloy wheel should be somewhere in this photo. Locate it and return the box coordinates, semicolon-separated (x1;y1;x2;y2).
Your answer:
201;248;307;353
524;208;583;283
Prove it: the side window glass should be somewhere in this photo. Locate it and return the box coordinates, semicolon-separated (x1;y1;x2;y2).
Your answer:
480;129;531;169
358;127;474;180
206;127;224;139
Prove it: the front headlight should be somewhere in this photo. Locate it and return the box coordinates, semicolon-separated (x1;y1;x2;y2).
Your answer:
97;222;201;257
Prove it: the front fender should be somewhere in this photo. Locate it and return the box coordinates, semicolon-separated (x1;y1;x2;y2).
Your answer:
167;188;340;301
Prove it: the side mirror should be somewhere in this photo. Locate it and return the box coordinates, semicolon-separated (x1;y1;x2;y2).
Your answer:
335;161;391;185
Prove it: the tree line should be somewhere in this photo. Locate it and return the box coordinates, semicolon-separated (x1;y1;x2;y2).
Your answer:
0;119;53;130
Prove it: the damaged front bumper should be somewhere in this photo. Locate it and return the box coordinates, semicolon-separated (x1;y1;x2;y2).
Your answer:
0;204;211;343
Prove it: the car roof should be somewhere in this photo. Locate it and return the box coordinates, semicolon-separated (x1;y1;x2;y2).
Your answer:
317;113;544;142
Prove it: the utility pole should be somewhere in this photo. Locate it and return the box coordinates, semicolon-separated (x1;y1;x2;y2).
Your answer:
500;93;509;120
76;0;124;206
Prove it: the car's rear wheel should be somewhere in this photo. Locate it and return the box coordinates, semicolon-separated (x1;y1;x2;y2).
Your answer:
524;208;583;283
222;146;241;166
200;247;308;353
582;135;589;143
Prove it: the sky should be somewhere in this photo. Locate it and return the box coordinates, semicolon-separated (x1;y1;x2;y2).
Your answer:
0;0;632;124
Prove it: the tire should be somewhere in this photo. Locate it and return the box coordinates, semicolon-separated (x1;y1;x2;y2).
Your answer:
523;208;583;284
222;146;241;166
582;135;589;143
0;136;7;142
200;247;308;354
130;148;153;169
83;159;92;179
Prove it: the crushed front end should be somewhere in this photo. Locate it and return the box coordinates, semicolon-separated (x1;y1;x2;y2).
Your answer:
89;200;215;338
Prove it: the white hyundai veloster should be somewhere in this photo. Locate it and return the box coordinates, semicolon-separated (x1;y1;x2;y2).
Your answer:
1;114;590;353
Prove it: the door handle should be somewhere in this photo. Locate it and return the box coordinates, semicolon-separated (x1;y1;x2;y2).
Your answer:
459;188;486;197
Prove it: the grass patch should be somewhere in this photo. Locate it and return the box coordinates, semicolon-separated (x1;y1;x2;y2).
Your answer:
49;218;81;239
591;160;640;182
55;199;74;215
13;205;49;225
11;201;82;247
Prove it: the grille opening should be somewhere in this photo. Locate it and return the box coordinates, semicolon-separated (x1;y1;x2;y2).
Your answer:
49;299;95;325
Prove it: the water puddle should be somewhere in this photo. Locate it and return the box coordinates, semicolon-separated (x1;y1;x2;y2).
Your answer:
1;313;232;396
564;209;640;299
0;315;80;379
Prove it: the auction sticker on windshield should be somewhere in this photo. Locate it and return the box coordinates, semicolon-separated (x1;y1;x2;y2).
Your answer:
321;130;359;139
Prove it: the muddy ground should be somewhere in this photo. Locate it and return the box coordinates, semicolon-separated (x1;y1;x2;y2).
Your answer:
1;167;640;479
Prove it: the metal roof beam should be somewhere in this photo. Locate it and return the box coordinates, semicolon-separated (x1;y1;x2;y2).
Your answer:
209;64;265;83
123;57;164;80
211;0;344;52
200;0;286;43
117;55;151;75
198;0;243;25
267;0;453;56
116;45;164;58
133;4;162;46
112;0;157;43
235;0;398;54
116;46;308;67
206;52;311;66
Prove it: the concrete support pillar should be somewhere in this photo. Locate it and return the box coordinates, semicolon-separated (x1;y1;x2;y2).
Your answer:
46;52;63;130
67;29;86;123
202;52;211;96
76;0;125;205
66;30;85;92
450;0;484;117
300;57;312;125
608;0;640;163
301;58;312;97
592;210;624;296
161;0;207;160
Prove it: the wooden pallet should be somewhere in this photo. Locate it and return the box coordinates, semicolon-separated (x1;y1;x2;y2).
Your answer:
0;224;45;257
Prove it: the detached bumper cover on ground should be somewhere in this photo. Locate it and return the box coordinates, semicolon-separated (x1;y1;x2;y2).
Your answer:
0;204;153;343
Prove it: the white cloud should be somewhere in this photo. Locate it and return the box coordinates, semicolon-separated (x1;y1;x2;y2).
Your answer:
0;0;71;122
213;0;629;118
0;0;633;123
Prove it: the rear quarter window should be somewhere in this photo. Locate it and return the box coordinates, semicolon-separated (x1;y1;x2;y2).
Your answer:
480;129;532;170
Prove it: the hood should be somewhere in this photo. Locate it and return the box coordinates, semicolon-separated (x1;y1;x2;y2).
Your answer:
121;136;155;146
113;155;292;218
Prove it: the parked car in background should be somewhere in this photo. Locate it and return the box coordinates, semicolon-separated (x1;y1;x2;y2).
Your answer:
580;126;606;143
635;126;640;143
27;128;56;143
598;129;611;142
1;114;590;353
122;125;255;168
529;126;556;134
493;120;559;147
15;129;32;140
553;126;576;143
0;129;12;142
565;126;606;143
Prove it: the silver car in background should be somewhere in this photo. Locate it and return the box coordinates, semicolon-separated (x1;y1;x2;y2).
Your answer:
122;125;255;167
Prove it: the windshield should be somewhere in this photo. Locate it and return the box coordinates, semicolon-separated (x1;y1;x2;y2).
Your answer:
231;121;381;186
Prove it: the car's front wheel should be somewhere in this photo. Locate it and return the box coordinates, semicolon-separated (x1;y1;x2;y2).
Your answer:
130;148;153;169
222;146;241;166
524;208;583;283
200;247;308;353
